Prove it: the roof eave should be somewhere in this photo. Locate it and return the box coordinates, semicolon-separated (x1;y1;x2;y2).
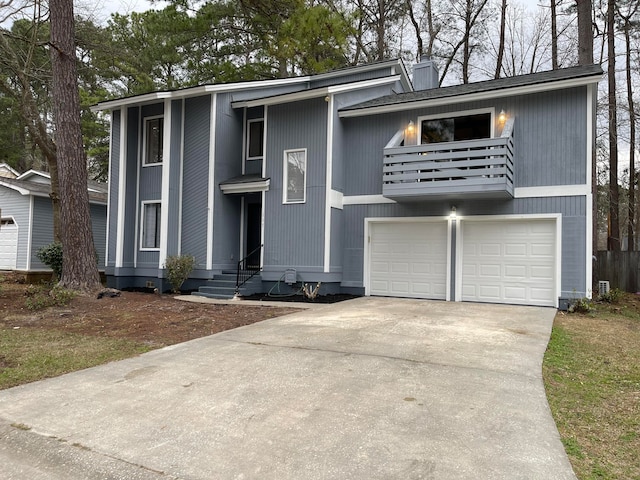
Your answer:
339;72;603;118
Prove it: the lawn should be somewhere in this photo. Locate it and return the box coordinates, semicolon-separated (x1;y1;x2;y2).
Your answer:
543;292;640;480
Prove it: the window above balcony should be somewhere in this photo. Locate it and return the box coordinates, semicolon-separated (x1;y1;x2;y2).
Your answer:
419;110;492;145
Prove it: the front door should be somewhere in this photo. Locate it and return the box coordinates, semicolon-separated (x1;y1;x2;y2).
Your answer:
246;203;261;269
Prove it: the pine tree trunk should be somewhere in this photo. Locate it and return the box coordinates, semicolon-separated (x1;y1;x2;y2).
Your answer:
551;0;558;69
576;0;593;66
606;0;620;251
494;0;507;79
624;19;636;250
49;0;102;291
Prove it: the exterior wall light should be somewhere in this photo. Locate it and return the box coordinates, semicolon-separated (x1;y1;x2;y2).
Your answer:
498;109;506;123
450;206;457;218
407;120;415;133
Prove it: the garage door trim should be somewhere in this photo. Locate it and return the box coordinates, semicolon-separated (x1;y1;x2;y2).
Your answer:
364;216;453;300
455;214;561;307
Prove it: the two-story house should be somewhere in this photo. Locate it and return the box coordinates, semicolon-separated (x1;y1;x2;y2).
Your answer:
92;58;602;308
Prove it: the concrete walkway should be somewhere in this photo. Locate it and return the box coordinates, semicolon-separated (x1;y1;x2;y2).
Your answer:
0;297;576;480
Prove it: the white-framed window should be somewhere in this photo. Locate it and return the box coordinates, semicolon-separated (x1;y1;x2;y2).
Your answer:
246;118;264;160
140;201;161;250
418;108;494;145
143;116;164;166
283;148;307;204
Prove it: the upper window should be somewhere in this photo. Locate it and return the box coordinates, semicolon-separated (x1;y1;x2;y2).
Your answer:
144;117;163;165
420;111;492;144
283;149;307;204
141;202;161;250
247;119;264;159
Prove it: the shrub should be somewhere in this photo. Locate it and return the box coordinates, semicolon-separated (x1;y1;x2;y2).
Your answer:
598;287;623;304
36;242;63;279
568;297;593;314
24;284;75;310
164;255;196;293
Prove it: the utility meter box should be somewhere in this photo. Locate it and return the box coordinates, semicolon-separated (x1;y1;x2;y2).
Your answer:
284;269;297;285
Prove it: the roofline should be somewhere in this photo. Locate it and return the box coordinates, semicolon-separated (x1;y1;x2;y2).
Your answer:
16;169;50;180
338;72;603;118
231;75;402;109
91;59;411;112
0;163;20;177
0;179;107;205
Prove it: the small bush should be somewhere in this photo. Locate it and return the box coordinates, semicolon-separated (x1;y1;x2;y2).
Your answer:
598;288;623;304
24;284;75;310
164;255;196;293
568;297;593;314
36;242;63;279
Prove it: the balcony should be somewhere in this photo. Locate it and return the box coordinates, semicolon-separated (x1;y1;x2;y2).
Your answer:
382;119;514;200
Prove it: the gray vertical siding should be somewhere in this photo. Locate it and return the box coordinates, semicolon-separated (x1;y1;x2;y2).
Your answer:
263;97;328;270
90;203;107;268
166;99;183;257
0;188;31;270
107;109;120;267
181;95;211;268
123;106;140;267
330;207;343;271
29;196;54;270
213;93;243;270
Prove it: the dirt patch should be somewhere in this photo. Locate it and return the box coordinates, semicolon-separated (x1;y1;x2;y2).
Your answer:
0;272;302;348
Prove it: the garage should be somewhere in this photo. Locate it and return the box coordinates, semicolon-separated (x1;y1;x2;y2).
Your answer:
0;217;18;270
368;220;448;300
460;219;557;307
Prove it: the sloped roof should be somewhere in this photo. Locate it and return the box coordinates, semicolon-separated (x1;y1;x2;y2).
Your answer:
0;176;107;205
339;64;603;116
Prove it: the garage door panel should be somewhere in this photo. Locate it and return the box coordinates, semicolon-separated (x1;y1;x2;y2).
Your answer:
462;219;556;307
0;222;18;270
505;265;526;277
505;243;527;256
369;221;447;300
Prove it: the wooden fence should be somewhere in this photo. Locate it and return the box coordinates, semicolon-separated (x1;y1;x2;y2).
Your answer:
595;251;640;293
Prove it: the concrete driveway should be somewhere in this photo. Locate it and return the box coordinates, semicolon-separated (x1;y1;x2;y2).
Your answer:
0;297;575;480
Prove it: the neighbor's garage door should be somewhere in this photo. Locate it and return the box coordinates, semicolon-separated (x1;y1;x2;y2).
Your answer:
461;219;556;307
369;221;448;300
0;218;18;270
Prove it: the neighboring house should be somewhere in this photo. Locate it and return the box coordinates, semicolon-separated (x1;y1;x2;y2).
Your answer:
92;58;602;308
0;169;107;273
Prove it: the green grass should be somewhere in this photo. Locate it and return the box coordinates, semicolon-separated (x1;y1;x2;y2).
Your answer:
543;298;640;480
0;328;151;390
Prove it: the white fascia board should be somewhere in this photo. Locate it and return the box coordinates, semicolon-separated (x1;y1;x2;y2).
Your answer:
0;180;31;196
339;74;604;118
233;76;401;109
16;170;50;181
91;77;312;112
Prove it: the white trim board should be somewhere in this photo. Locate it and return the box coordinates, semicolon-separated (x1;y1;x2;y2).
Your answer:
339;74;603;118
206;94;217;271
514;184;589;198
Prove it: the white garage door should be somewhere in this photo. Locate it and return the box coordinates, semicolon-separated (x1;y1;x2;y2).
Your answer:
0;218;18;270
369;221;448;300
461;219;557;307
